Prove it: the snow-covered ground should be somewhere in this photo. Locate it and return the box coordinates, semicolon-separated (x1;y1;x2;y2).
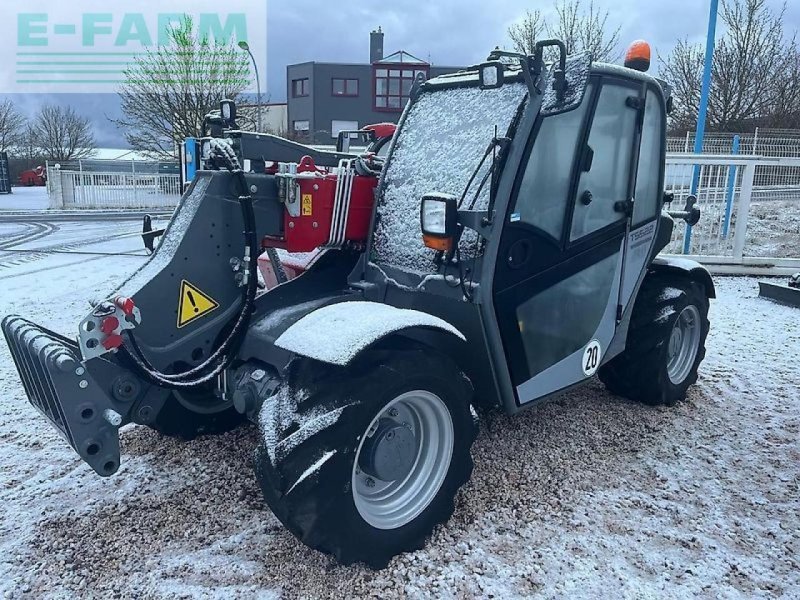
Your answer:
0;187;49;212
0;225;798;598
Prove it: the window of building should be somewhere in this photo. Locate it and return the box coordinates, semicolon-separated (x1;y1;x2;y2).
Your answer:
332;78;359;97
292;78;309;97
331;120;359;139
373;67;429;111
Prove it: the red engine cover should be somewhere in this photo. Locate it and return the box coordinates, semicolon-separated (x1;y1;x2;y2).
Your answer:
280;170;377;253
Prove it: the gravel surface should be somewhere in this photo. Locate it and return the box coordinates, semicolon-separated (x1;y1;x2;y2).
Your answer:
1;231;798;599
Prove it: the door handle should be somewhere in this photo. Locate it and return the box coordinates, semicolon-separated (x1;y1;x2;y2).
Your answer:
614;198;633;216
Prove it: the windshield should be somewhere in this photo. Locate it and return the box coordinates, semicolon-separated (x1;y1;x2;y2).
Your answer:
373;80;528;273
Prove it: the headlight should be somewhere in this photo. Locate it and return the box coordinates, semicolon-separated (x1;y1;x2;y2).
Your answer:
420;193;458;251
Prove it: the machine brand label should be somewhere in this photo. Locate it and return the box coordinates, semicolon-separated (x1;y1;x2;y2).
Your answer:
301;194;313;216
177;280;219;328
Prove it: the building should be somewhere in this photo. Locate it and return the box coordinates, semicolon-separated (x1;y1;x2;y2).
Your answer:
286;28;464;144
237;102;289;136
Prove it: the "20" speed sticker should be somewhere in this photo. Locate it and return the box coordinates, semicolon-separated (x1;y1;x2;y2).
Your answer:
582;340;602;377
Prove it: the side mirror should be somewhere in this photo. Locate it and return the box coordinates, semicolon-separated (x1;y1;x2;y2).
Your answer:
478;61;505;90
220;99;237;129
666;194;701;226
420;193;458;252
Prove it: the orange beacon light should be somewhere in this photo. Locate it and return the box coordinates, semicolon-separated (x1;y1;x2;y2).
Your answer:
624;40;652;72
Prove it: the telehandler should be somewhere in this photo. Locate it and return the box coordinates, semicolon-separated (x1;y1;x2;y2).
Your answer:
3;39;712;567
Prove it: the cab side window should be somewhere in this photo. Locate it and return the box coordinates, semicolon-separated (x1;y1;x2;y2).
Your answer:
633;89;665;226
570;83;638;241
514;85;593;241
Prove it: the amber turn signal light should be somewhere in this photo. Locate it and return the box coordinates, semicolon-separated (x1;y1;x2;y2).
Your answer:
423;234;453;252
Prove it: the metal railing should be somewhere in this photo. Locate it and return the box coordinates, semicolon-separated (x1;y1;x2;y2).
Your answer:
663;153;800;271
48;169;181;209
39;149;800;271
667;129;800;158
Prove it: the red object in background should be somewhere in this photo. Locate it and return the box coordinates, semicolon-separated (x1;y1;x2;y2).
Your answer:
363;122;397;140
263;156;378;253
258;249;325;290
18;166;46;187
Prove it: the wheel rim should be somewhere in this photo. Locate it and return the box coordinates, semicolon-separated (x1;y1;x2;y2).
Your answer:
352;390;454;530
667;305;702;385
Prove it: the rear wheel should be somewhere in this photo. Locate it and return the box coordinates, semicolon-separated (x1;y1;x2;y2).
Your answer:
254;342;477;568
599;275;710;406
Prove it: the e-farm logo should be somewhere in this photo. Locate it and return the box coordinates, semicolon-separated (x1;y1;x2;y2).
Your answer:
4;2;267;93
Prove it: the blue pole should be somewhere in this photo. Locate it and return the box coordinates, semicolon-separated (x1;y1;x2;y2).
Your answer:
721;134;740;239
683;0;719;254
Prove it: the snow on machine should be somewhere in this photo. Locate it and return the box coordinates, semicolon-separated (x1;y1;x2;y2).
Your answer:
2;39;714;568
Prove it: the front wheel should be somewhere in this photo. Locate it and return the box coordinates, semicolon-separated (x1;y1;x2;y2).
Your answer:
254;342;477;568
599;275;710;406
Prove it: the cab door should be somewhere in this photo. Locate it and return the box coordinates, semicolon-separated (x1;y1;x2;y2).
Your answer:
492;76;643;406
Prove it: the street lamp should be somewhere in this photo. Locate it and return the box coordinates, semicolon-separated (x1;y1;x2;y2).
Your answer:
238;40;263;132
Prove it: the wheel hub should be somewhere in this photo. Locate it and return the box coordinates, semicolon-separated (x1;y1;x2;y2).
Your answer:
358;418;417;481
352;390;454;530
666;305;701;385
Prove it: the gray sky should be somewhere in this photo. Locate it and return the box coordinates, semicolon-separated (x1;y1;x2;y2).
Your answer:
265;0;800;99
7;0;800;147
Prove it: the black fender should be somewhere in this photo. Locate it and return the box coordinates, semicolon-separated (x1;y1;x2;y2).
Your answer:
649;256;716;298
271;300;466;366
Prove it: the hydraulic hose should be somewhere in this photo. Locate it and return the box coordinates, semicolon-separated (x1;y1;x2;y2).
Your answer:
120;139;260;389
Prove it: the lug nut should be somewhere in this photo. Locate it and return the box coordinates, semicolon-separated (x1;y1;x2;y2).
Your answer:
388;408;399;417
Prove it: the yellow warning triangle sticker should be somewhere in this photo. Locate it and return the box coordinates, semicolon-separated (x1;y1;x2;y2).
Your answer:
177;280;219;328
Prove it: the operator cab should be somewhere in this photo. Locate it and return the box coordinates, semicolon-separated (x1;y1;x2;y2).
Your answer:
358;40;683;413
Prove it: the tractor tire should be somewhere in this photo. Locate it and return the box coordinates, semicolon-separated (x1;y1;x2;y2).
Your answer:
254;342;477;568
599;275;710;406
147;391;246;440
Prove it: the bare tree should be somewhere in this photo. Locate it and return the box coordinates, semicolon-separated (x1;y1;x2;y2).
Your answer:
113;15;251;159
548;0;621;61
18;124;40;162
0;99;26;152
660;0;790;131
31;104;96;161
768;37;800;129
507;1;620;61
508;10;547;55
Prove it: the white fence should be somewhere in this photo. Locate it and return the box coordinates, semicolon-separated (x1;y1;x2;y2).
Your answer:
48;168;181;209
663;153;800;273
667;129;800;158
40;148;799;271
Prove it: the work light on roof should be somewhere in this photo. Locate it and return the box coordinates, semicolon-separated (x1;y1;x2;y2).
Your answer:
478;62;505;90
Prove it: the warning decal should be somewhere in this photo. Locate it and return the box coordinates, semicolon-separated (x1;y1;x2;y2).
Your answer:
177;280;219;328
301;194;313;216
